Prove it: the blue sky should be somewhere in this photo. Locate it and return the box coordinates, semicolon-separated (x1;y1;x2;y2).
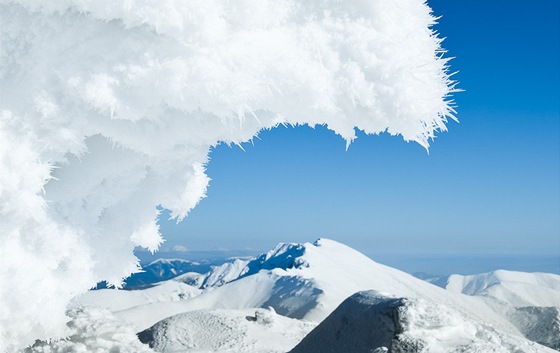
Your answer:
158;0;560;274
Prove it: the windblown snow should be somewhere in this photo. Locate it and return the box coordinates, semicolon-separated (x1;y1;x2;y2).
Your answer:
0;0;457;348
57;238;560;353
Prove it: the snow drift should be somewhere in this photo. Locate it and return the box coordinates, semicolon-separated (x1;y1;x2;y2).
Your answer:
138;308;316;353
0;0;456;349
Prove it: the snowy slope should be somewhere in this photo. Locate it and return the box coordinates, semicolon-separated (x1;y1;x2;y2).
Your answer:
72;239;559;352
138;308;316;353
446;270;560;307
290;290;557;353
102;239;516;334
76;281;201;312
444;270;560;350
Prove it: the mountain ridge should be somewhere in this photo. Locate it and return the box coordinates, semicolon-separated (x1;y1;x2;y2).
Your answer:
74;238;560;352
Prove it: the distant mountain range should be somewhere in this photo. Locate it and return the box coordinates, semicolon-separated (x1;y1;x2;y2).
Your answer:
124;259;213;288
57;239;560;353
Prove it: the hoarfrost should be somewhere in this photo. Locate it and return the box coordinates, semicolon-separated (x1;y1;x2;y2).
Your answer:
0;0;456;349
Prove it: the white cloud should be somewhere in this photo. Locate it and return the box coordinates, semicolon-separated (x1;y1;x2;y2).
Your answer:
170;245;189;253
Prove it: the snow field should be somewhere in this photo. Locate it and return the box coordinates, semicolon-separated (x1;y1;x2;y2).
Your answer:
138;308;316;353
71;239;559;352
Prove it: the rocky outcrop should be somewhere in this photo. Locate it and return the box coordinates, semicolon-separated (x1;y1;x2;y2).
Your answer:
289;291;423;353
509;306;560;351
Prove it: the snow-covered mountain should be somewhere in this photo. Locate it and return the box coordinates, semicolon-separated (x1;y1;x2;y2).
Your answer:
446;270;560;307
444;270;560;350
107;239;514;332
123;258;212;288
65;239;560;353
412;271;449;288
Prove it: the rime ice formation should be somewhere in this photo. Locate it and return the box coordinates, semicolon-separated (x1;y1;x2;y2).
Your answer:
22;307;157;353
0;0;456;349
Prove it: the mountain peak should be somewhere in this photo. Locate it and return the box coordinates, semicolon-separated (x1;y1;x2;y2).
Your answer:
76;239;560;352
256;242;309;271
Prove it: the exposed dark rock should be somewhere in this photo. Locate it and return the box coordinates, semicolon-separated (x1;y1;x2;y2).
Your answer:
289;290;424;353
509;306;560;351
